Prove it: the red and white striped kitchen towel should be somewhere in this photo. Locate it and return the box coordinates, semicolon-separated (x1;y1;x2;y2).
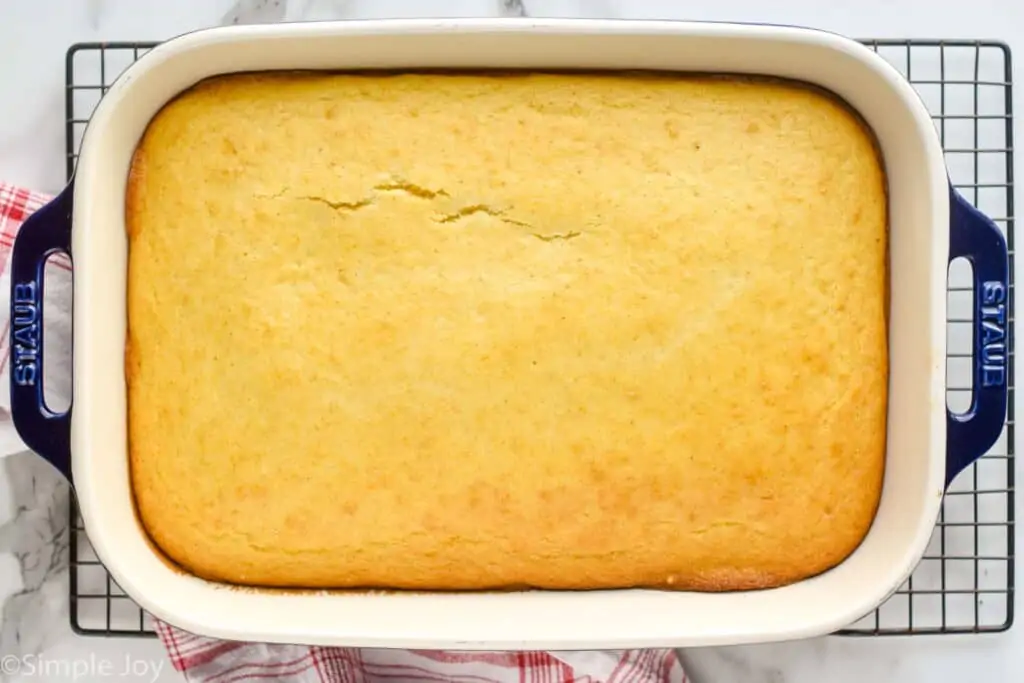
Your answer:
156;623;688;683
0;182;688;683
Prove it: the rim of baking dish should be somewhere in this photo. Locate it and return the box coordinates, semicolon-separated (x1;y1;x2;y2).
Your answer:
69;18;949;648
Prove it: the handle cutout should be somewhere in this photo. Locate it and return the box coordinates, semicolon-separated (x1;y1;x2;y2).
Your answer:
946;256;974;416
41;252;73;415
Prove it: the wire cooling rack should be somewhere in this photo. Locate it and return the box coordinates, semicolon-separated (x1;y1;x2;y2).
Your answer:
64;39;1015;638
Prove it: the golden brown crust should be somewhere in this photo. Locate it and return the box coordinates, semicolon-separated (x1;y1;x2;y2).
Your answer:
126;72;887;591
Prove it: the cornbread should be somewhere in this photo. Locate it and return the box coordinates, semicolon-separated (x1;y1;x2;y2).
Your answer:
126;72;888;591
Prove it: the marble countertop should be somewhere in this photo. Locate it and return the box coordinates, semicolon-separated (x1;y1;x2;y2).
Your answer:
0;1;1020;681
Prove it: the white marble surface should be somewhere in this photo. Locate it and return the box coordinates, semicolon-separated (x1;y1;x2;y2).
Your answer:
0;0;1020;681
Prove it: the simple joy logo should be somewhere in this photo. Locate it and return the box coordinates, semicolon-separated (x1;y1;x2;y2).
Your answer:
0;653;165;682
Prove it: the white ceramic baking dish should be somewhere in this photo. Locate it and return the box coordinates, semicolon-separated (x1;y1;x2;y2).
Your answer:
9;19;1009;649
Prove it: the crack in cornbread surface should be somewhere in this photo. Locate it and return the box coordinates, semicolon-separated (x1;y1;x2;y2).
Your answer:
126;72;888;591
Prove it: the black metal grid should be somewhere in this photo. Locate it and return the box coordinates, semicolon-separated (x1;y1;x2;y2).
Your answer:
837;40;1016;636
64;39;1014;638
66;42;159;639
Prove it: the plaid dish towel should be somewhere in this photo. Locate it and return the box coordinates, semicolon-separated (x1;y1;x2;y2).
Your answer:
0;182;689;683
156;622;688;683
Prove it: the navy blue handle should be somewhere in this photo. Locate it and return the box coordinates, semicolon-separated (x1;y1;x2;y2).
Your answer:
9;183;73;482
946;185;1010;486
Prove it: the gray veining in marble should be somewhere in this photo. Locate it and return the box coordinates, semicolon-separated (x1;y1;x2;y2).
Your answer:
684;649;787;683
86;0;104;30
499;0;528;17
222;0;361;25
222;0;288;25
0;452;70;662
289;0;354;22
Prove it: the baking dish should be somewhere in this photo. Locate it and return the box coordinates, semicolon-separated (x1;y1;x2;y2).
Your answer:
8;19;1009;649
